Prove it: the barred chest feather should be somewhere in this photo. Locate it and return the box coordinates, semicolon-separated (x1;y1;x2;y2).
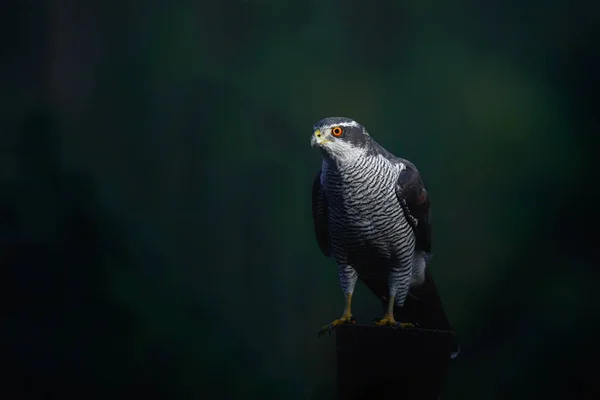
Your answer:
320;154;407;249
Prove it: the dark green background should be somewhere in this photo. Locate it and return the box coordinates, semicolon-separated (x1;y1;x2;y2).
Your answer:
2;1;599;399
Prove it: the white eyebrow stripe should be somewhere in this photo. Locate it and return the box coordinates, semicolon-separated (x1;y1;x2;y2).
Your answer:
321;121;359;130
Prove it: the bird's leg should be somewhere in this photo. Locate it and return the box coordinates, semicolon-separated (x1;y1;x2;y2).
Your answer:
374;279;416;328
375;295;397;326
374;296;413;328
318;264;358;337
317;293;356;337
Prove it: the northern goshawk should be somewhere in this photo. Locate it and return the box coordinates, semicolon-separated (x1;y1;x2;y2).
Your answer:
311;117;437;335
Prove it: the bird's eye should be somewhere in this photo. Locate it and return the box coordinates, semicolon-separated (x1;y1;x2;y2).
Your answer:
331;126;343;137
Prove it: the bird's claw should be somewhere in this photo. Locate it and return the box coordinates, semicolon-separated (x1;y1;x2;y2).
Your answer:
373;317;417;329
318;315;356;337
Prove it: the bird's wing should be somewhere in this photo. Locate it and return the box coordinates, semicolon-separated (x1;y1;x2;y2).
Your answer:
312;170;331;257
392;162;458;352
394;160;432;253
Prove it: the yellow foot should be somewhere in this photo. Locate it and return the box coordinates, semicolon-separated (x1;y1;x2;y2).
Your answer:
318;315;356;337
374;316;416;328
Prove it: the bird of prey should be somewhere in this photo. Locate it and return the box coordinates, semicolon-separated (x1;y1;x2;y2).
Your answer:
311;117;445;336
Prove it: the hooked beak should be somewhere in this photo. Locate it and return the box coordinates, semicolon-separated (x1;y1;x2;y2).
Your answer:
311;129;331;148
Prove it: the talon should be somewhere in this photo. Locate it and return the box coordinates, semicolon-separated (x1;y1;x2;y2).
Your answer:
318;315;356;337
374;316;396;327
375;295;418;329
374;314;417;329
374;319;416;328
374;311;396;327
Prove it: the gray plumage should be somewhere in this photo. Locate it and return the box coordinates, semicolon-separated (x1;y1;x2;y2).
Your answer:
311;117;431;328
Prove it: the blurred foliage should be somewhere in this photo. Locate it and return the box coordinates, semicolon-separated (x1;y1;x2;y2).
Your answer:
1;0;599;399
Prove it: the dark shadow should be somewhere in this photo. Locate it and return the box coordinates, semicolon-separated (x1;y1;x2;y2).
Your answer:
0;107;287;399
463;18;600;399
0;108;173;397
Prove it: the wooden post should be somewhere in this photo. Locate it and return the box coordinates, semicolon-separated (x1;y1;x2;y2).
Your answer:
336;325;456;400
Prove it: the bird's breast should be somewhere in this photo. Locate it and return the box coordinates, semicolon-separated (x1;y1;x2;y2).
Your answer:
323;172;400;238
320;157;414;266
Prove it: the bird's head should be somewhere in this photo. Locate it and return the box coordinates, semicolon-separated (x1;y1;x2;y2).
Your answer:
310;117;371;161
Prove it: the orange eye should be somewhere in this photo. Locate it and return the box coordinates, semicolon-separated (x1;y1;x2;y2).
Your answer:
331;126;343;137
